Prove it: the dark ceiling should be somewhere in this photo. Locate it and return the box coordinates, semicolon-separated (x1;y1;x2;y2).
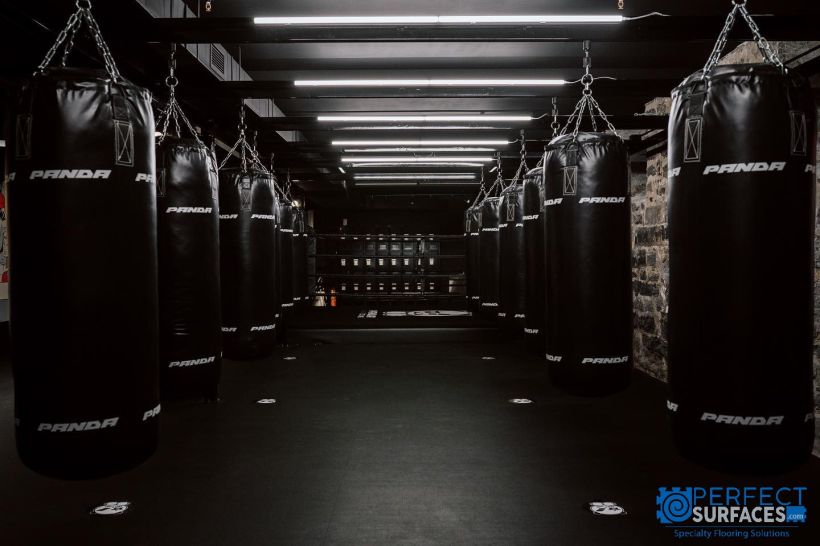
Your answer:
1;0;819;209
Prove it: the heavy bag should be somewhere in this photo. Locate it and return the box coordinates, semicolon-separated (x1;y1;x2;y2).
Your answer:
523;166;547;353
219;169;278;359
544;133;632;395
498;183;526;330
292;207;307;308
9;68;160;478
667;64;817;471
156;137;221;400
464;206;482;312
278;202;294;320
478;197;501;317
272;194;281;327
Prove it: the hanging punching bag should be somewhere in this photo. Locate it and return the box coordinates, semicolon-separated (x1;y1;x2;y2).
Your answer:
156;137;221;400
292;207;307;309
465;206;482;313
219;169;278;359
9;39;160;476
523;166;547;353
498;183;526;330
278;202;294;321
271;190;281;329
544;133;632;395
478;197;501;317
668;61;816;470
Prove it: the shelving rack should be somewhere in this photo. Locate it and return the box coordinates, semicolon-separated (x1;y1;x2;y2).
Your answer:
310;233;465;304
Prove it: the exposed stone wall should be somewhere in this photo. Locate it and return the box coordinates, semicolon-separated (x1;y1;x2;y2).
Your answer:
631;98;671;382
630;42;820;455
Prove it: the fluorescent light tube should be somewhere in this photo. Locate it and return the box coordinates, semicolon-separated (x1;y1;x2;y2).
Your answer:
337;126;501;130
419;181;479;186
350;162;486;168
354;174;476;180
342;156;492;163
296;79;566;87
255;16;439;25
338;167;346;173
332;140;510;146
344;147;496;153
318;115;532;122
438;15;623;24
255;15;623;25
356;181;418;187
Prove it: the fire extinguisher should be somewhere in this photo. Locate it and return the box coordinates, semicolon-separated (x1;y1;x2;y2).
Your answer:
330;288;337;308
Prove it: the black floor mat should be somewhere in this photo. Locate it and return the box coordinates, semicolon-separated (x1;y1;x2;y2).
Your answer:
0;334;817;545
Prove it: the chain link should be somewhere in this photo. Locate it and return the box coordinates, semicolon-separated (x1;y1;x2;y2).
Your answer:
550;97;561;138
558;41;620;140
60;12;82;67
40;1;119;79
218;102;272;176
702;1;785;77
509;130;528;186
156;43;204;148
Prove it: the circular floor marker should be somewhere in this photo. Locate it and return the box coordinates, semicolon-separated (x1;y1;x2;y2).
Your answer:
509;398;534;405
90;502;131;516
256;398;277;405
587;501;627;516
481;356;495;360
283;356;297;361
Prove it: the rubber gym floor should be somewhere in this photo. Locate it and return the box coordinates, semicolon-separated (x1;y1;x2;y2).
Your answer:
0;312;818;545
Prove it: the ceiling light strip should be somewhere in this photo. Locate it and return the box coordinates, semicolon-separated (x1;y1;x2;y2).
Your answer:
332;140;510;146
343;147;496;153
255;15;623;25
318;115;532;122
296;79;565;87
350;162;486;168
354;174;476;180
342;156;492;163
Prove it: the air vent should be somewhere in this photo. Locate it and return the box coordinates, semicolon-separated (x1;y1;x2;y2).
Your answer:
209;45;226;77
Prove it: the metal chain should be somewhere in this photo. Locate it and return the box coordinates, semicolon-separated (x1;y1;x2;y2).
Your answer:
470;169;486;208
550;97;560;138
80;6;123;81
509;130;527;186
156;43;204;147
702;1;785;77
59;12;82;67
218;103;272;175
558;41;620;139
588;94;619;135
736;3;785;71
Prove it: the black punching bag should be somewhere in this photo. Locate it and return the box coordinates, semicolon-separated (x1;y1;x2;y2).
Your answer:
465;206;481;313
292;207;307;308
523;166;546;353
278;202;294;320
478;197;501;317
544;133;632;395
156;138;221;400
498;183;526;330
668;64;816;471
219;169;278;359
9;68;160;478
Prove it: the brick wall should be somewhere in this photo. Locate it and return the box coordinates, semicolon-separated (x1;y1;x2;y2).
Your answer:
630;42;820;455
